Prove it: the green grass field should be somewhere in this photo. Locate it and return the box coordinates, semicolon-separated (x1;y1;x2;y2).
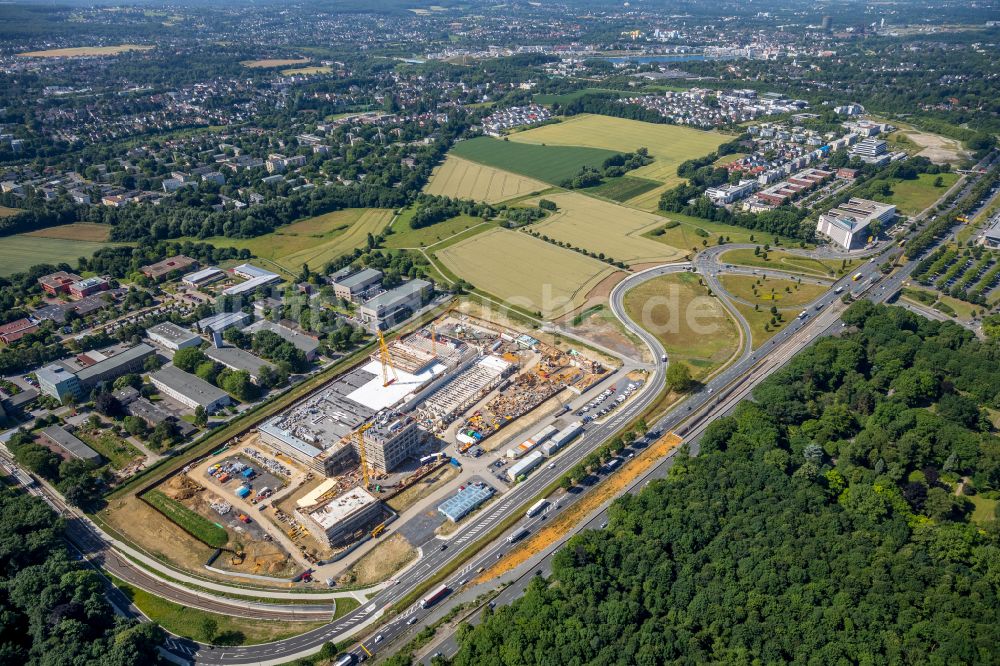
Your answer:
78;430;142;469
384;214;492;249
719;274;829;309
449;136;619;185
532;88;623;106
719;248;857;279
969;495;998;525
143;490;229;548
0;235;121;277
731;301;789;350
508;114;729;210
647;213;802;251
886;172;959;216
180;208;393;274
582;176;662;203
110;576;328;645
622;272;740;379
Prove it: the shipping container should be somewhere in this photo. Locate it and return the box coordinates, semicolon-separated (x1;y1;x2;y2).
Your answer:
235;485;251;498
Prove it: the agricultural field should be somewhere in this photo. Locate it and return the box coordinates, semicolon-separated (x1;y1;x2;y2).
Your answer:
384;214;492;249
241;58;310;68
718;248;858;279
17;45;154;57
424;155;547;203
582;176;662;203
623;272;740;379
23;223;112;242
719;274;829;309
183;208;393;273
436;227;615;319
281;66;332;76
529;192;685;265
449;136;619;185
0;234;120;277
647;213;800;250
886;172;959;216
508;114;729;210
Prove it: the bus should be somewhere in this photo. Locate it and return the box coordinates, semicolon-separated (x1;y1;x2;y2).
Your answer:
852;272;864;281
525;500;548;518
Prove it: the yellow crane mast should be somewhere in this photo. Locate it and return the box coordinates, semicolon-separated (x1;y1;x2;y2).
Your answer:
355;422;374;490
377;330;398;387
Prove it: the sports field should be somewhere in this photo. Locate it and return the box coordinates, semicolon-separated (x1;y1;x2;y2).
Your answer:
184;208;393;273
623;272;740;379
24;223;112;242
424;155;547;203
508;114;729;210
436;227;615;318
530;192;685;265
0;235;119;277
449;137;619;185
17;45;153;57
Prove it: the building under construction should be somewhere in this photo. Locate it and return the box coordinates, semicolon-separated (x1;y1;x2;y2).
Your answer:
295;486;383;548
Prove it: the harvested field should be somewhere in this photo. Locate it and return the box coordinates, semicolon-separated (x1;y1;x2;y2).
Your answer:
386;464;460;513
181;208;393;273
528;191;685;265
623;272;740;379
449;136;619;185
508;114;729;209
24;223;112;242
339;533;416;586
425;155;547;203
18;45;153;57
436;227;616;319
241;58;310;68
281;66;332;76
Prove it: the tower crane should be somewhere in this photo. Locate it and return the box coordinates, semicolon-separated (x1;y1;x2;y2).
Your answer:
377;330;398;387
355;422;374;490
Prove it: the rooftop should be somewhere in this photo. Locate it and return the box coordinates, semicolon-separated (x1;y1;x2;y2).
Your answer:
361;279;430;314
309;487;378;528
335;267;383;290
75;343;154;384
147;321;200;345
150;365;230;408
39;425;100;462
205;345;275;377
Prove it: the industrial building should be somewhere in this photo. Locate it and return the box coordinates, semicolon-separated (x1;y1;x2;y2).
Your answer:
149;365;231;412
141;255;199;281
205;346;276;384
332;268;383;302
296;486;383;548
36;344;155;400
146;321;201;351
816;198;896;250
417;355;513;426
438;482;495;522
507;425;558;459
507;450;544;482
358;279;431;331
542;421;583;456
182;266;225;288
243;319;320;360
196;311;252;335
38;425;101;463
223;264;282;296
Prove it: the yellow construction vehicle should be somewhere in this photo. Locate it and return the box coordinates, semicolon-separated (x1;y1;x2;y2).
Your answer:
371;522;386;538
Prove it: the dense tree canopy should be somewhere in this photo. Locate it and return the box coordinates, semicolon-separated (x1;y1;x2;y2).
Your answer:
448;303;1000;666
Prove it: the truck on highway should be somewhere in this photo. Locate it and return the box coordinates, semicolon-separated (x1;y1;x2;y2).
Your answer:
525;500;548;518
508;527;529;543
420;584;450;609
834;286;844;294
332;654;356;666
852;272;864;281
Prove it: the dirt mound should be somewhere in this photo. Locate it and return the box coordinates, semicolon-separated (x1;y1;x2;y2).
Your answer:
164;474;203;501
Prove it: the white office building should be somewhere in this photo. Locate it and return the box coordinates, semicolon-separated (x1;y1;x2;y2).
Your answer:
816;198;896;250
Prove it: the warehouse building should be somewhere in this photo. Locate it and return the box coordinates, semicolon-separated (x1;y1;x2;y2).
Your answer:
38;425;101;463
816;198;896;250
182;266;225;288
146;322;201;351
150;365;231;413
196;311;252;335
438;482;495;522
296;487;383;547
205;346;276;384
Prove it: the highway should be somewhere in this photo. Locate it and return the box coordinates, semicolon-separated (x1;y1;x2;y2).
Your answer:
3;149;994;666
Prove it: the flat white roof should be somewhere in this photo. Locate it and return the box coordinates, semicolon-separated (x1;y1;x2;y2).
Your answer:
309;487;377;528
345;359;446;411
297;478;339;508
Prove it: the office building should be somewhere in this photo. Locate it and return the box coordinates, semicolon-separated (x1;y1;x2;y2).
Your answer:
705;180;757;204
358;279;431;331
354;411;420;473
182;267;225;288
196;311;252;335
149;365;231;412
0;318;39;344
38;271;82;296
69;277;109;299
851;138;888;161
333;268;383;302
816;198;896;249
37;344;155;400
36;364;82;402
140;255;199;281
243;319;320;360
146;322;202;351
